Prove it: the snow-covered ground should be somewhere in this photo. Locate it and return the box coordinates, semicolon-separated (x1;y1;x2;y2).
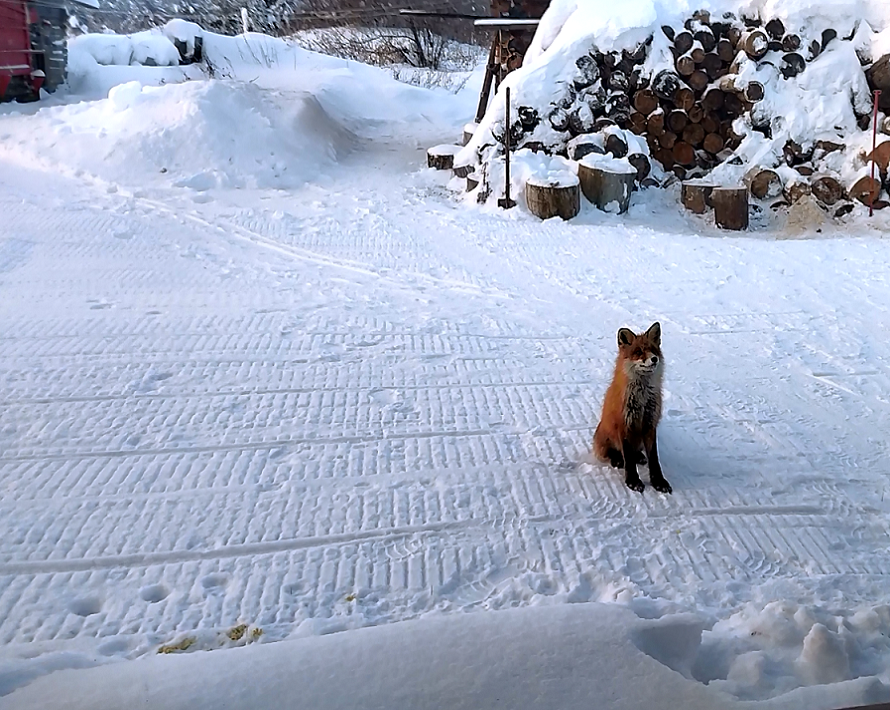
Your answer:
3;17;890;710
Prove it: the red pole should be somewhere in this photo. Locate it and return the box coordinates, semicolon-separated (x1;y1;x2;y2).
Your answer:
871;89;881;217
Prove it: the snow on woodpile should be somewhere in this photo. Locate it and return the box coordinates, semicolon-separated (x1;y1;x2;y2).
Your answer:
458;0;890;219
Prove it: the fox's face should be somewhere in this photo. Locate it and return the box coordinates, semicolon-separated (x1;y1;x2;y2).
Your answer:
617;322;662;376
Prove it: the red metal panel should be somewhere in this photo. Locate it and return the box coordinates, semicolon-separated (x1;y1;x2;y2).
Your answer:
0;0;32;77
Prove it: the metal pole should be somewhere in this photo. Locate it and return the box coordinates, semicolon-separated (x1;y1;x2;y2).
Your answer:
871;89;882;217
498;87;516;209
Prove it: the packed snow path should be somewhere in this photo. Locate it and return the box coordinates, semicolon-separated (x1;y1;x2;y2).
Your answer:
3;111;890;697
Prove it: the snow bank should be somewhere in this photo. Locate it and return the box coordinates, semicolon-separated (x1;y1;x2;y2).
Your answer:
6;603;888;710
4;22;471;190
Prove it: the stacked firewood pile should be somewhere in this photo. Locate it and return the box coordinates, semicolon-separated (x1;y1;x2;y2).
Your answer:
536;10;850;182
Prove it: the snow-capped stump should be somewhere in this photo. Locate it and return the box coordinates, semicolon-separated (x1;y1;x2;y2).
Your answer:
711;187;749;230
525;174;581;220
681;181;716;214
462;123;478;147
578;155;636;214
427;145;461;171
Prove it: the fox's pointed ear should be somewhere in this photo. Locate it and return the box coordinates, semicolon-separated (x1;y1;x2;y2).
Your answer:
646;322;661;346
617;328;635;346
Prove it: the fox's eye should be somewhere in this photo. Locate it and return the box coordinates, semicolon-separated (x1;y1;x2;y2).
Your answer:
633;349;643;358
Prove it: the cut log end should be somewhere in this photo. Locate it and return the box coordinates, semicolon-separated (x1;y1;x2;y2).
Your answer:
681;182;716;214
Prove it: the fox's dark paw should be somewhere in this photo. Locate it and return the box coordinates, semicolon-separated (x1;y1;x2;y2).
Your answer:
625;477;645;493
638;453;647;466
652;478;673;494
608;454;624;469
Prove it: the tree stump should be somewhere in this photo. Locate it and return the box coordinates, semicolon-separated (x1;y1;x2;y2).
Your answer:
427;145;461;170
711;187;748;230
525;176;581;220
745;168;782;199
681;181;716;213
462;123;478;146
578;161;636;213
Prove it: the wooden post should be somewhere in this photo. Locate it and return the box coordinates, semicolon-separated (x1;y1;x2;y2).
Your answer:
711;187;748;230
498;87;516;209
474;37;499;123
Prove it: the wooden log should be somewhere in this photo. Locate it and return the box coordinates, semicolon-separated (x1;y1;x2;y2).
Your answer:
672;141;696;165
701;113;720;134
745;167;782;199
690;42;706;64
806;39;821;61
868;56;890;112
695;149;717;170
783;139;812;166
821;28;837;51
548;107;570;132
866;141;890;176
882;116;890;136
427;144;461;170
652;70;682;100
682;123;705;147
676;54;696;76
764;18;785;40
526;176;581;220
681;181;716;213
466;172;481;191
740;29;769;60
673;165;689;181
743;81;765;102
811;175;845;205
711;187;749;229
659;131;678;149
727;25;743;48
783;179;811;204
849;175;882;205
462;123;478;146
782;33;801;52
781;52;806;79
703;132;725;154
453;163;474;178
723;92;743;116
668;109;689;133
653;148;674;169
694;26;716;53
647;109;666;136
795;164;815;176
661;25;676;41
767;39;783;53
605;132;629;158
717;37;735;62
627;153;651;181
674;87;696;111
628;111;648;134
674;30;694;55
702;87;725;112
609;71;629;93
577;162;636;213
687;104;704;123
633;88;659;115
567;135;605;160
702;53;725;79
567;105;595;135
688;70;710;91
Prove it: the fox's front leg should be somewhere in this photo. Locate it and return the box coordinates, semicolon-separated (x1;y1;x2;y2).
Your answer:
645;432;672;494
621;439;645;493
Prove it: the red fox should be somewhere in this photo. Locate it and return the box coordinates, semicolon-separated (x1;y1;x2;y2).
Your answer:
593;322;672;494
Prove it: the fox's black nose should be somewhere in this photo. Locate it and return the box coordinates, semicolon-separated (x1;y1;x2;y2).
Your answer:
650;356;658;364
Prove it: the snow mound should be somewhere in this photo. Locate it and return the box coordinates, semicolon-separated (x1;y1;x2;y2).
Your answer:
5;79;355;189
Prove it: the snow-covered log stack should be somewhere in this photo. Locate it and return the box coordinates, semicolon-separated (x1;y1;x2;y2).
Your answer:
455;1;890;221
